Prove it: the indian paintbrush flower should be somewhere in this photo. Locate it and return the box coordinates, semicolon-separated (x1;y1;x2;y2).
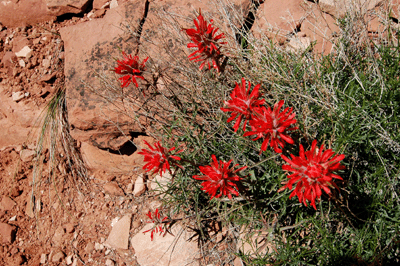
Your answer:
279;139;345;210
244;100;298;153
138;140;183;176
143;209;169;241
221;78;265;132
113;52;148;89
193;155;247;200
184;9;226;72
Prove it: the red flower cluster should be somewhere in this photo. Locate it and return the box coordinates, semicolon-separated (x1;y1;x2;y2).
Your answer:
220;78;265;132
244;100;298;153
143;209;169;241
113;52;148;88
279;140;345;210
184;10;226;72
193;155;247;199
138;140;182;176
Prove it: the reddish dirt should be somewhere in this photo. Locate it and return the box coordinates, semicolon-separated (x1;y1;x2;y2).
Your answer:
0;17;157;266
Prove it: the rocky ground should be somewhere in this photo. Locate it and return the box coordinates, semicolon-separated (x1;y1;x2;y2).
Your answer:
0;0;397;265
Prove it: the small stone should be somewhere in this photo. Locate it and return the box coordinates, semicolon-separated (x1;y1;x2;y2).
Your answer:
39;72;57;83
40;253;47;264
24;92;29;97
9;187;21;198
36;199;41;212
104;182;124;196
85;242;95;254
105;249;111;255
42;58;51;69
234;257;243;266
18;59;25;67
105;214;132;249
15;46;32;58
0;223;17;243
110;0;118;9
87;10;95;19
105;259;115;266
150;172;172;191
0;196;16;211
66;255;73;265
126;183;133;194
12;91;25;102
133;175;146;197
13;254;25;265
25;193;35;218
52;226;65;246
52;250;65;263
287;36;311;52
94;242;104;250
20;149;35;162
131;220;142;229
10;246;19;255
9;216;17;222
64;223;75;234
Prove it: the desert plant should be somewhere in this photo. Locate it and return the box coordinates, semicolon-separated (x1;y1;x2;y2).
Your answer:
91;0;400;264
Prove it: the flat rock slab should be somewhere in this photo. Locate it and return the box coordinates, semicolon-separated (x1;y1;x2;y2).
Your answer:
59;0;247;173
105;214;132;249
60;1;145;147
131;223;199;266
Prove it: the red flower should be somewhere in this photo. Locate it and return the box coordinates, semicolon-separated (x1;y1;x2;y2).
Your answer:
193;155;247;200
113;52;148;88
143;209;169;241
221;78;265;132
279;140;345;210
244;100;298;153
184;10;226;72
138;140;182;176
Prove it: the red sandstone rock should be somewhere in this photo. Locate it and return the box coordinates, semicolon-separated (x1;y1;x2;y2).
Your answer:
319;0;384;18
0;85;40;149
0;196;16;211
0;0;55;27
11;36;31;55
80;141;142;173
52;226;65;246
103;182;125;196
0;223;16;244
46;0;92;16
64;223;75;234
255;0;339;54
59;2;144;154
